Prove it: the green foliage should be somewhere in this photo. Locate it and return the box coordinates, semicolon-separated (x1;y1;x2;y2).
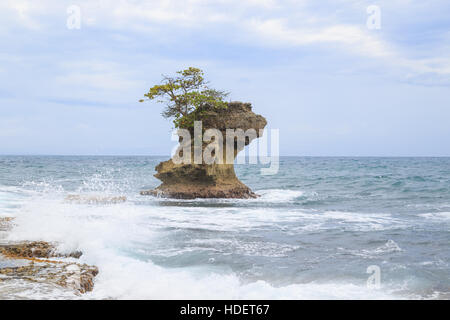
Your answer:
140;67;228;128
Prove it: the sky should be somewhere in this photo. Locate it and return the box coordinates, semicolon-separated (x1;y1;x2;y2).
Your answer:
0;0;449;156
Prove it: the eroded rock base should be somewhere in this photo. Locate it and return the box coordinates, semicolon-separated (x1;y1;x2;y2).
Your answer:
141;184;257;199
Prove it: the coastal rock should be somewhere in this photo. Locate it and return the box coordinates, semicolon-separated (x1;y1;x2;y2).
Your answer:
0;241;97;294
0;241;82;259
65;195;127;204
0;261;99;294
0;218;98;294
141;102;267;199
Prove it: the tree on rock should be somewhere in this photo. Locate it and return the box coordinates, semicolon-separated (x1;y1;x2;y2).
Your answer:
139;67;228;128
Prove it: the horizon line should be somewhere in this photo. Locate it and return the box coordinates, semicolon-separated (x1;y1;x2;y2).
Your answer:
1;154;450;158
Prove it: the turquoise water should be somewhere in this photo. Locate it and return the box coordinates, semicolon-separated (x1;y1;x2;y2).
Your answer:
0;156;449;299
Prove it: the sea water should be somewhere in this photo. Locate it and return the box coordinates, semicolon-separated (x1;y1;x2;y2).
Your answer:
0;156;449;299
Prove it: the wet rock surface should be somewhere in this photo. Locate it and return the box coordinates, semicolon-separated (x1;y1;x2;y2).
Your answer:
0;260;99;294
0;222;98;295
0;241;82;259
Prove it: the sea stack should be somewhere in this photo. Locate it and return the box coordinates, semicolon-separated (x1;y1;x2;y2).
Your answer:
141;102;267;199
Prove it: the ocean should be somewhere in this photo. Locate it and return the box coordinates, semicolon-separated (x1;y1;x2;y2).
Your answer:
0;156;449;299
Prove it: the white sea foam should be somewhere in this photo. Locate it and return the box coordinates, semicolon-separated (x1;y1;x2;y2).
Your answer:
418;212;450;221
0;186;418;300
338;240;402;259
146;188;306;204
0;279;81;300
86;258;401;300
187;238;300;257
254;189;305;202
318;211;404;231
0;187;29;217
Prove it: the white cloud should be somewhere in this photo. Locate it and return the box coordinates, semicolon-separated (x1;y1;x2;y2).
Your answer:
54;60;141;91
246;18;392;58
245;18;450;77
0;0;449;79
0;0;46;30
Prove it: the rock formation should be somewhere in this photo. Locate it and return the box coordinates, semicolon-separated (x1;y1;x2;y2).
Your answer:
141;102;267;199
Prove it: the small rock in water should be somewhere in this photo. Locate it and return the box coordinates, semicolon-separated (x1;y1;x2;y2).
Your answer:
0;241;82;259
65;194;127;204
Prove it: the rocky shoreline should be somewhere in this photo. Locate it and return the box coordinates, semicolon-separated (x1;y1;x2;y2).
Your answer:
0;217;99;295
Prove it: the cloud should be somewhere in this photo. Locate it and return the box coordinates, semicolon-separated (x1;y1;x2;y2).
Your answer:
0;0;450;80
245;17;450;78
246;18;392;58
0;0;449;81
1;1;449;155
55;61;140;91
0;0;46;30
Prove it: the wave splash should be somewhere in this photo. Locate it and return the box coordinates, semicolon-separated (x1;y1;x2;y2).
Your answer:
1;184;406;300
